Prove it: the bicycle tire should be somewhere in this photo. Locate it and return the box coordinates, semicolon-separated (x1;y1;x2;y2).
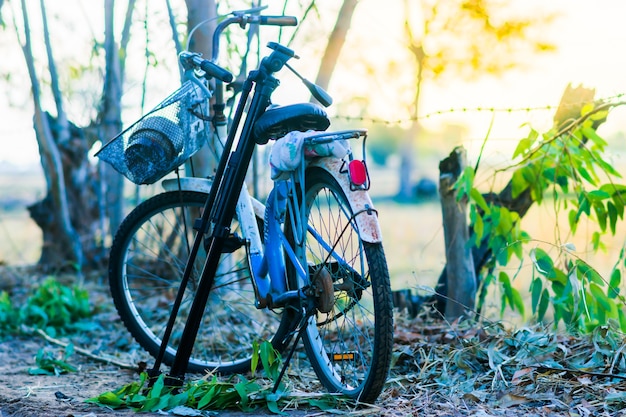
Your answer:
286;167;394;403
108;190;290;374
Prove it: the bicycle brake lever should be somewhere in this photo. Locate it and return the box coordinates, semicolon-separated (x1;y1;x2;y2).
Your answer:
179;51;201;71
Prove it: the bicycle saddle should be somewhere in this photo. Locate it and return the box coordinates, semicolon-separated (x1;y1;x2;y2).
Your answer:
253;102;330;144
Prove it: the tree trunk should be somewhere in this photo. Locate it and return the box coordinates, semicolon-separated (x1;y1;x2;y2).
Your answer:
398;122;418;200
313;0;359;93
19;0;132;270
439;147;476;320
98;0;125;237
28;115;99;269
397;0;426;201
185;0;218;179
19;0;84;270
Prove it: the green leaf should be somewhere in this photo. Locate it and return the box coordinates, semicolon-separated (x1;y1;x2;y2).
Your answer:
234;379;259;409
91;391;124;408
593;203;607;232
470;188;490;214
198;384;218;409
609;269;621;299
511;287;525;316
454;166;475;199
600;183;626;195
266;398;286;415
577;167;595;184
530;248;555;278
531;278;542;313
472;208;484;243
542;167;556;181
590;109;609;121
568;209;579;234
596;157;622;177
589;282;613;313
591;231;605;251
537;289;550;322
580;103;595;117
608;202;618;235
619;309;626;333
581;125;608;148
577;261;604;285
511;169;529;199
150;374;165;398
611;194;625;219
308;397;337;411
587;190;611;201
512;135;533;159
251;340;259;376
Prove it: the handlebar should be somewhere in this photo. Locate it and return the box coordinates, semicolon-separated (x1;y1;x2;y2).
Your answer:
179;51;233;83
212;13;298;61
180;11;297;83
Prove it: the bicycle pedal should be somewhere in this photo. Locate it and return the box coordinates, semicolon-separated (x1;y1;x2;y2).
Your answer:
331;352;357;362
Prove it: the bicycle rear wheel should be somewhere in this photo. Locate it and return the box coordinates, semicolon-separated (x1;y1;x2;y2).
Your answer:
287;167;394;403
109;190;288;374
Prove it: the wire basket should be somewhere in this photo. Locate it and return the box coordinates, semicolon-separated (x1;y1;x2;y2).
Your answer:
96;81;210;185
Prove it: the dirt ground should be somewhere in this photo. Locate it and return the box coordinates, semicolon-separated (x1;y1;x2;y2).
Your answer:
0;269;314;417
0;324;316;417
3;268;626;417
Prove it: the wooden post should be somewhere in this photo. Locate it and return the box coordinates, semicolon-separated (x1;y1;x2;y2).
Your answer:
439;146;476;320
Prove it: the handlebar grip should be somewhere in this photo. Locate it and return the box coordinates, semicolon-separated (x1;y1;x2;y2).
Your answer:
259;16;298;26
199;60;234;83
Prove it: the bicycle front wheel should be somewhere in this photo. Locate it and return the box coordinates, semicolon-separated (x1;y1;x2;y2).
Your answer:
288;167;394;403
109;190;285;374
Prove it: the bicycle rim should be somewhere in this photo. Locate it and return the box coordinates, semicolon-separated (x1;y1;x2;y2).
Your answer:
109;190;285;374
289;168;393;403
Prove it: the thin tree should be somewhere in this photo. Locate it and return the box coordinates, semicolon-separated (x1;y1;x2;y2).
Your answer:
14;0;84;271
312;0;359;94
397;0;556;200
184;0;218;178
97;0;134;238
14;0;139;271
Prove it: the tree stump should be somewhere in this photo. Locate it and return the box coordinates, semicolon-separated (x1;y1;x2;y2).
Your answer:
439;146;476;320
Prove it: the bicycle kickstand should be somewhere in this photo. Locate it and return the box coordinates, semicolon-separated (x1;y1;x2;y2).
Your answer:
272;307;313;394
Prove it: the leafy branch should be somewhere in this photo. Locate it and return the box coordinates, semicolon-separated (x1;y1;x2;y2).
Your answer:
459;89;626;333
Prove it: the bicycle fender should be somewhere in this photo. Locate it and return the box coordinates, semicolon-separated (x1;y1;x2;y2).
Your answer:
161;178;266;217
162;177;213;193
307;157;383;243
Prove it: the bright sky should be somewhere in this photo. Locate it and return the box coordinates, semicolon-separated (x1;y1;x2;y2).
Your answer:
2;0;626;168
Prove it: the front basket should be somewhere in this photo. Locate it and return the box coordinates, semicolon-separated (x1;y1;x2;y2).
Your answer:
96;81;210;185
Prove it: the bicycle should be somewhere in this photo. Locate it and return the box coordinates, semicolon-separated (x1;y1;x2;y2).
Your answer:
96;8;393;403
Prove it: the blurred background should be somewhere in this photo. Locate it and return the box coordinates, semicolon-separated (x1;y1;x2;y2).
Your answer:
2;0;626;321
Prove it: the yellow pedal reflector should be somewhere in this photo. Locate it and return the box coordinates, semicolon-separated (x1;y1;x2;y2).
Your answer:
332;352;356;362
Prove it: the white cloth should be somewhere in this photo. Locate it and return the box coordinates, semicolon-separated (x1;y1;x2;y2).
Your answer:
269;130;350;180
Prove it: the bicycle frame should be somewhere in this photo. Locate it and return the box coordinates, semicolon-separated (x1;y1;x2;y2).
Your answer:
155;15;385;385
